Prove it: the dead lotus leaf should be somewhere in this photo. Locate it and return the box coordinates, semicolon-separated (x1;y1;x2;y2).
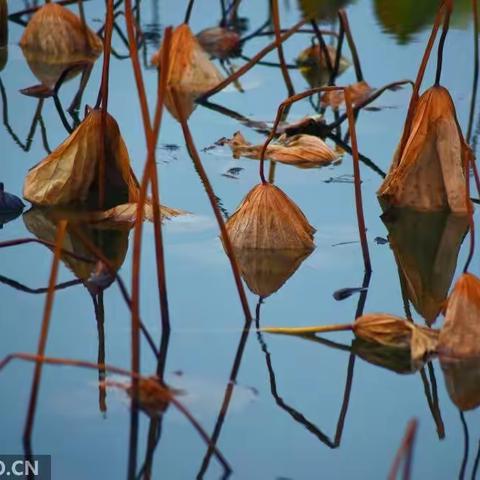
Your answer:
225;183;315;250
438;273;480;358
382;208;468;325
296;44;350;87
19;3;102;62
321;81;374;109
353;314;439;362
225;131;339;169
23;109;139;208
23;207;129;285
233;247;312;297
440;356;480;411
89;202;185;225
378;86;469;213
152;24;223;120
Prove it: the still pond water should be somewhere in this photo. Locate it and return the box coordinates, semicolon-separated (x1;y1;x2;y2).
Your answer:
1;0;480;479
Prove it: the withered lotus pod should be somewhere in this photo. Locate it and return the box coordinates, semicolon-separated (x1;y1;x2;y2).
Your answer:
196;27;241;59
23;109;140;208
296;44;349;87
23;207;129;288
152;24;223;120
225;183;315;250
19;3;102;61
438;273;480;358
233;248;312;297
378;86;470;213
353;313;439;362
382;208;468;324
440;356;480;411
224;131;339;169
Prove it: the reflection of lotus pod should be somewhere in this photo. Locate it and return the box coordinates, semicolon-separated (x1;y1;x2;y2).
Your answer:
382;208;468;324
23;109;139;208
233;248;311;297
373;0;437;44
0;0;7;71
378;86;469;213
440;356;480;411
226;183;315;250
298;0;355;20
352;338;419;374
124;377;172;418
19;4;102;61
296;44;349;87
152;24;223;120
196;27;241;59
23;207;129;287
438;273;480;358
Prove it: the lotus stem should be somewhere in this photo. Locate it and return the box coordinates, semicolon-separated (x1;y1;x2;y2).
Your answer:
338;10;363;82
261;323;353;335
467;0;480;143
272;0;295;96
463;150;475;272
184;0;195;24
399;1;447;159
125;2;172;337
345;86;371;272
388;419;418;480
23;220;67;445
329;22;345;85
435;0;452;86
198;19;307;100
173;91;252;322
97;0;114;209
311;18;334;77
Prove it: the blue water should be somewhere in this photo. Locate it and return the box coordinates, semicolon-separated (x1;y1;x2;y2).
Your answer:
1;1;479;479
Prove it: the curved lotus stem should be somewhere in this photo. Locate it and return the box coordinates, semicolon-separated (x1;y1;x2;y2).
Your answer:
259;85;371;271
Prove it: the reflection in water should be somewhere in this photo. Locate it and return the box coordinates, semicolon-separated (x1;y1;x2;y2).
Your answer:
373;0;473;45
298;0;355;21
234;247;312;298
0;0;7;72
382;208;468;325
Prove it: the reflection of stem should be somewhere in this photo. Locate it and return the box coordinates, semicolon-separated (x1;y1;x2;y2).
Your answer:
472;440;480;480
174;90;252;321
434;0;452;86
197;321;252;478
388;419;418;480
419;365;445;439
23;221;67;451
311;19;333;76
92;292;107;414
329;22;345;85
459;411;469;480
0;274;81;294
255;300;354;449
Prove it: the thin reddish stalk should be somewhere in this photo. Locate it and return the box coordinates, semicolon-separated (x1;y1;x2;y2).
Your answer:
23;220;67;444
1;353;230;473
345;86;371;272
198;19;307;100
388;419;418;480
172;90;252;322
272;0;294;96
398;1;447;159
435;0;452;86
464;150;475;272
97;0;114;209
338;10;363;82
